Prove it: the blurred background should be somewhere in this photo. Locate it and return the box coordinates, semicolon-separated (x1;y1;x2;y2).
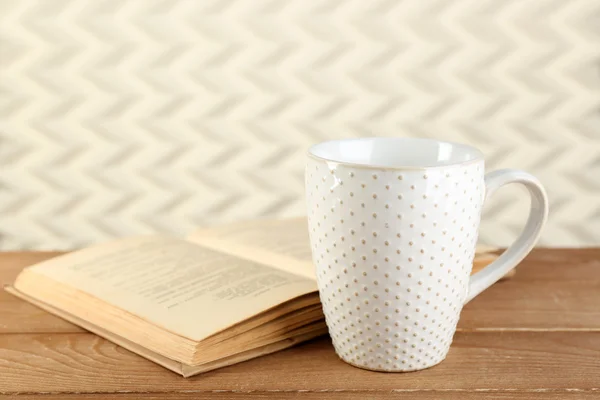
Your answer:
1;0;598;250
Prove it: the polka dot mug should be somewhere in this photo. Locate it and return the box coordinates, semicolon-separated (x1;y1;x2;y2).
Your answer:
306;138;548;372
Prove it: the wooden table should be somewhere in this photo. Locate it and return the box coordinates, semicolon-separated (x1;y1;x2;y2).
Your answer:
1;249;599;399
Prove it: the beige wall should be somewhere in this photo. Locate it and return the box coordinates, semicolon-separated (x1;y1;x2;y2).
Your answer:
1;0;598;249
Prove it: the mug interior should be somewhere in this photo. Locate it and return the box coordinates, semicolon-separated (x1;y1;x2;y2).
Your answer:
308;138;483;168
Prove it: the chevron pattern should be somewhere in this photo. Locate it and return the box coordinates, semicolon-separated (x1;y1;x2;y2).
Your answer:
1;0;599;249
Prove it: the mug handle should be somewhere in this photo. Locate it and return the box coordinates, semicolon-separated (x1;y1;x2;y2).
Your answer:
465;169;549;303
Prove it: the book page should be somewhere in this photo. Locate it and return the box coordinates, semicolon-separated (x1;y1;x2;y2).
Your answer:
20;236;317;341
187;218;317;280
189;217;312;260
187;217;499;279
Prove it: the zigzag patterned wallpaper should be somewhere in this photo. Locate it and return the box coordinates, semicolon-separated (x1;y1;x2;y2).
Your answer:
1;0;599;249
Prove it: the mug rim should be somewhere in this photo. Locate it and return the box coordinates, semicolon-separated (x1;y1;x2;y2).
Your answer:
307;137;484;170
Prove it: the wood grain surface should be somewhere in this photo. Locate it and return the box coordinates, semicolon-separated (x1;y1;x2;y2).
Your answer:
2;394;600;400
1;249;599;398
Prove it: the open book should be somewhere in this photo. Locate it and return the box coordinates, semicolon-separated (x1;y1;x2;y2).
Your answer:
7;217;502;377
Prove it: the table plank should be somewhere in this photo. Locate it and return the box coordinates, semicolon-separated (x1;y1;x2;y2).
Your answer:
510;248;600;282
0;252;62;286
0;291;83;333
2;393;599;399
2;250;600;333
459;281;600;331
2;279;598;334
0;252;81;333
0;332;599;396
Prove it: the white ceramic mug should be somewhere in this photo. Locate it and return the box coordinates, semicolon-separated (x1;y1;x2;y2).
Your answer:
305;138;548;372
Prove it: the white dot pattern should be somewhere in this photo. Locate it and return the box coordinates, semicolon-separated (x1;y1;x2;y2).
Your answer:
306;159;485;371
